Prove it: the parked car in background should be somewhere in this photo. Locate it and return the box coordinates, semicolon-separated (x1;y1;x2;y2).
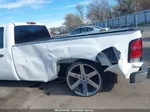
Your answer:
53;31;60;35
68;26;110;36
50;31;55;35
49;31;60;35
60;29;69;35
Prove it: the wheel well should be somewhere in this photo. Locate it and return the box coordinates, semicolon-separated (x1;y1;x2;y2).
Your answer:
57;59;101;78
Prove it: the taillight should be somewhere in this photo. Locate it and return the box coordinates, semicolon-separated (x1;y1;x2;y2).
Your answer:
129;38;142;63
26;22;36;24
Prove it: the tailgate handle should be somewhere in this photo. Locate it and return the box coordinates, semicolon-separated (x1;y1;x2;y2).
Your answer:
0;54;4;58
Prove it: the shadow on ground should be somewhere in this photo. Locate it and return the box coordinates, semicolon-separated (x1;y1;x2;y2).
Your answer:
0;72;117;96
0;79;73;96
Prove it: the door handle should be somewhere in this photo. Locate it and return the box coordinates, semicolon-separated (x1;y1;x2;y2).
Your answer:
0;54;4;58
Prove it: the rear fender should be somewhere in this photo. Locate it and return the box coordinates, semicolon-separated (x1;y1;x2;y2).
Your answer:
96;47;121;66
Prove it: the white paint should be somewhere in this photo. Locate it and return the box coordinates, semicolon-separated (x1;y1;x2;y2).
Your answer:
0;22;145;82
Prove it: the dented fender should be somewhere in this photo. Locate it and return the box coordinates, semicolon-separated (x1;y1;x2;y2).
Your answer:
12;43;103;82
96;47;121;66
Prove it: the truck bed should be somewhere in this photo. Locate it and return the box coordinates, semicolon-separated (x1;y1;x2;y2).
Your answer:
11;29;142;82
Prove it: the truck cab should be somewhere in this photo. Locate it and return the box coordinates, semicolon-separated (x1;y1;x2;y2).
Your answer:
0;22;51;81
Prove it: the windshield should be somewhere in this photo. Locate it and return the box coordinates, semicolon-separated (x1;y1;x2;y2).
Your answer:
15;25;50;44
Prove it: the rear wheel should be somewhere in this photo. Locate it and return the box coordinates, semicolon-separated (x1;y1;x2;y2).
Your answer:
66;61;103;97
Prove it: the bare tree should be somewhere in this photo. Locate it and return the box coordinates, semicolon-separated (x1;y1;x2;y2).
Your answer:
50;27;62;32
63;13;82;29
86;0;113;22
113;0;137;16
76;4;84;23
114;0;150;16
136;0;150;11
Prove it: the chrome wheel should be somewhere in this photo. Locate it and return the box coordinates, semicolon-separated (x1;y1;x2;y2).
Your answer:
66;62;102;96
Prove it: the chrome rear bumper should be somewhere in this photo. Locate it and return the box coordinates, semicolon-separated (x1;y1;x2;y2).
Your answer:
130;63;148;83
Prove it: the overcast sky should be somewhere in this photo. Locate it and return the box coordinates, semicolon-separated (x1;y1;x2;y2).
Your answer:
0;0;115;28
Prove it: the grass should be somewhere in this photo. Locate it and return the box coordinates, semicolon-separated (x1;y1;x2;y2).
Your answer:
137;22;150;26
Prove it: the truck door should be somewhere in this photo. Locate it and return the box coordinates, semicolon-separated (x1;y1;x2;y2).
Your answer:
0;27;6;78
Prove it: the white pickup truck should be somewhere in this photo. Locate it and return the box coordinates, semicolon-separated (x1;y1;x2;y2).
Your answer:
0;22;147;96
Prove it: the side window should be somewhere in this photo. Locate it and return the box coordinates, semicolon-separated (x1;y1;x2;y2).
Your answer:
71;28;81;34
82;28;86;33
0;27;4;49
87;27;94;32
84;27;89;32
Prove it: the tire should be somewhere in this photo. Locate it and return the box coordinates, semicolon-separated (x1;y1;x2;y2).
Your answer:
66;61;103;97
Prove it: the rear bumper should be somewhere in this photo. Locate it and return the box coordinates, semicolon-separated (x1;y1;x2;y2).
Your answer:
130;63;148;83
